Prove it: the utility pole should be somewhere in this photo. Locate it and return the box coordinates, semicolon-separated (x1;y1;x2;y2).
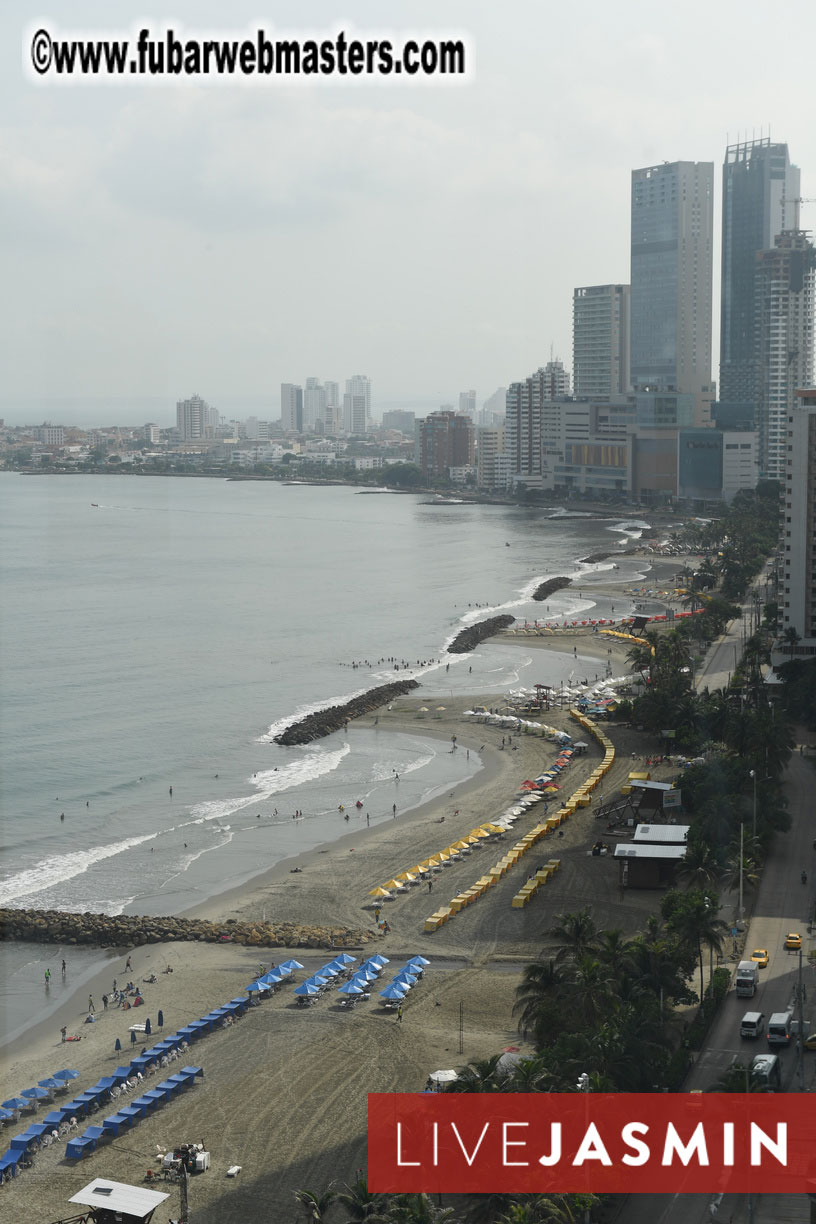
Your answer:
739;822;745;921
798;948;806;1093
750;769;757;839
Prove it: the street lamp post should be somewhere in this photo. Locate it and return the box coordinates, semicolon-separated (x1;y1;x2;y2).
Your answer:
739;822;745;921
750;768;757;840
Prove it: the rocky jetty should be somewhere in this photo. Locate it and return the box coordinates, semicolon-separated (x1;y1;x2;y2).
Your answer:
447;614;515;654
531;576;571;602
0;908;372;951
578;548;636;564
274;679;420;746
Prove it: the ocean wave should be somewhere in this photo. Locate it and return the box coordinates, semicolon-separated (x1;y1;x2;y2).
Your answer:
0;831;161;907
185;744;352;823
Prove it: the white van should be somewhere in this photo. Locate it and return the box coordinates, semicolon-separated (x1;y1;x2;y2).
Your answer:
740;1011;764;1039
751;1054;781;1091
767;1011;793;1046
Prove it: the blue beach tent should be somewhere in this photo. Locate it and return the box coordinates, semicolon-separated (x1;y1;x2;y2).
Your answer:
379;983;407;1000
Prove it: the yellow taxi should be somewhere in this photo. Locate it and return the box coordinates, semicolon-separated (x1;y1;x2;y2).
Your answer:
750;948;769;968
804;1033;816;1052
784;932;803;951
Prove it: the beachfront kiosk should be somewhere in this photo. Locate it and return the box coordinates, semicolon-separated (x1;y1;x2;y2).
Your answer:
66;1178;169;1223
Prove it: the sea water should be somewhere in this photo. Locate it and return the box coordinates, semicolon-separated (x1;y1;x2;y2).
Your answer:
0;472;654;1044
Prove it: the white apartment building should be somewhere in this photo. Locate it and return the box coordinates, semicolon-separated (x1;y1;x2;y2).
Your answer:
573;284;630;398
303;378;327;431
476;425;507;489
755;232;815;481
777;388;816;662
343;375;371;434
176;395;218;441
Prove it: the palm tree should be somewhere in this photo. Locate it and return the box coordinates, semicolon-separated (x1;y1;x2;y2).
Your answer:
449;1055;505;1093
386;1194;457;1223
496;1196;589;1224
513;960;566;1041
547;909;599;962
662;889;728;1006
708;1061;762;1093
333;1177;392;1223
295;1188;338;1221
783;626;801;663
675;840;723;890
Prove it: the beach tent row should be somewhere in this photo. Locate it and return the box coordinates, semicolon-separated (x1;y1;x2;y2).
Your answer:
425;714;615;930
244;958;304;997
0;979;261;1182
376;957;429;1008
368;790;551;908
463;710;572;742
64;1065;203;1162
0;1063;203;1178
511;858;562;907
294;954;386;1006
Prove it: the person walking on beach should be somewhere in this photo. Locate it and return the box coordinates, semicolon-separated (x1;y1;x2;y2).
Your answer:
88;995;95;1014
60;1026;67;1042
62;959;67;977
392;804;397;817
428;879;433;893
102;994;108;1010
44;968;51;985
396;1003;403;1023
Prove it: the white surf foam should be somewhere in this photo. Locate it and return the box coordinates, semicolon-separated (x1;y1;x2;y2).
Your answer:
185;744;352;823
0;830;161;907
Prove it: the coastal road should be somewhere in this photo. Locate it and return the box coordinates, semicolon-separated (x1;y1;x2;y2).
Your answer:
694;564;773;694
619;744;816;1224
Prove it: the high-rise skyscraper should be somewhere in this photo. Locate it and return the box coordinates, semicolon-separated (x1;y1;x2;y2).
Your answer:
778;388;816;659
754;230;815;480
176;393;218;441
458;390;477;419
573;284;631;398
630;161;714;422
280;383;303;432
720;138;801;406
303;377;327;431
415;411;475;477
343;375;371;433
539;359;570;398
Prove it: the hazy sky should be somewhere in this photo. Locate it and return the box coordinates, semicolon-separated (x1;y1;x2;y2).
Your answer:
3;0;815;424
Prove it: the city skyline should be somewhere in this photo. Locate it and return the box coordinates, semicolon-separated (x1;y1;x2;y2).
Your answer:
3;0;815;424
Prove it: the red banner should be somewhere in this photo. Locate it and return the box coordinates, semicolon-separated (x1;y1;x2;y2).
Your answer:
368;1093;816;1194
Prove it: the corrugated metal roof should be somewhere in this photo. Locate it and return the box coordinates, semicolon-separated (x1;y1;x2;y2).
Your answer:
633;824;690;844
614;844;687;859
631;779;676;791
69;1178;169;1216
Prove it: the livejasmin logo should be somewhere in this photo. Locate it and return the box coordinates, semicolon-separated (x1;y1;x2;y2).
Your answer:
368;1093;816;1195
394;1117;785;1169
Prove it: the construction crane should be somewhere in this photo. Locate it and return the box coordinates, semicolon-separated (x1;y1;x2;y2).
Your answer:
781;195;816;230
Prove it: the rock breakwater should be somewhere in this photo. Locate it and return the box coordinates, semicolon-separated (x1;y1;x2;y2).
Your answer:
531;576;571;602
0;908;373;951
447;615;515;654
274;679;420;746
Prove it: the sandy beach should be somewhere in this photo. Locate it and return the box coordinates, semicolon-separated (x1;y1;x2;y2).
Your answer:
0;556;689;1222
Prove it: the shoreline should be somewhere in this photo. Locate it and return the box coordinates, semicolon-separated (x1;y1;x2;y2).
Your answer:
0;620;687;1221
0;552;680;1064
